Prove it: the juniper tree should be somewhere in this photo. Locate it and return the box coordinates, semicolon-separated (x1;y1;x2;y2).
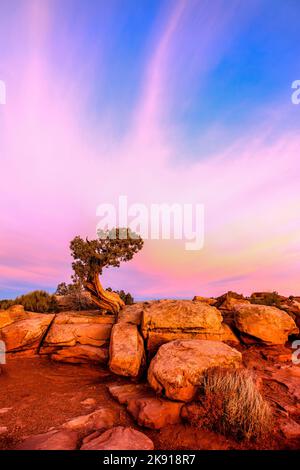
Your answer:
70;228;143;314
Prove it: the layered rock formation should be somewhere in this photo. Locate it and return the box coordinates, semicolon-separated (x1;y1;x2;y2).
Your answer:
0;305;54;355
39;311;115;363
141;299;236;356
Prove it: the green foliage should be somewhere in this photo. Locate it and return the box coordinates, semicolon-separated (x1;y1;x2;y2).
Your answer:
70;228;144;286
0;290;58;313
107;288;134;305
55;282;81;296
0;299;15;310
250;291;281;307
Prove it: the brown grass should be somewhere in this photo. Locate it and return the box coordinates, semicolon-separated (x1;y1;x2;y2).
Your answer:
189;368;273;441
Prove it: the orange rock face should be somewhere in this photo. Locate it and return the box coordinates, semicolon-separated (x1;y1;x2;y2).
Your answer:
234;304;299;344
141;299;225;356
80;426;154;450
0;306;55;354
39;311;114;363
148;339;242;402
109;323;145;377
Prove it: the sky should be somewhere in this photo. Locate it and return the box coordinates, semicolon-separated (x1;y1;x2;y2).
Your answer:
0;0;300;300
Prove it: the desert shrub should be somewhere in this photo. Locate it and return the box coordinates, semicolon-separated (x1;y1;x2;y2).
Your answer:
189;368;272;441
14;290;58;313
250;291;281;307
107;288;134;305
0;299;15;310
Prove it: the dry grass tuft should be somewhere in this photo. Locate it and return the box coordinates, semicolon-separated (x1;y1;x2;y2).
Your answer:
189;367;273;441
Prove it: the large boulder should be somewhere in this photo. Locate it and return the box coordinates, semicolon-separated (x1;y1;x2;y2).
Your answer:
234;304;299;344
80;426;154;450
148;339;242;402
109;323;145;377
40;311;115;363
141;300;227;356
0;305;55;355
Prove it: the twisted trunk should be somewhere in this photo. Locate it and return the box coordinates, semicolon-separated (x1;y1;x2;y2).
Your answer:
85;273;125;314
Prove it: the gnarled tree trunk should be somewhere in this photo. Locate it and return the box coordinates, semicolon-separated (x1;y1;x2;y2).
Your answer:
85;273;125;314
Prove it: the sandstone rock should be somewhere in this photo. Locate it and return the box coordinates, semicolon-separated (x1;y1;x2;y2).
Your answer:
141;300;224;356
39;312;114;364
0;305;27;328
80;426;154;450
0;312;55;353
117;304;144;325
221;323;239;343
127;397;183;429
16;429;78;450
62;407;119;435
42;323;111;348
108;383;183;429
81;398;96;407
278;416;300;440
148;339;242;401
219;296;250;311
193;296;217;306
234;304;298;344
51;345;108;364
109;323;145;377
108;383;154;405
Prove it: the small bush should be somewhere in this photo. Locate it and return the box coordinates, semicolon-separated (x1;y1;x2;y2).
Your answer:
188;368;272;441
250;291;281;307
0;291;58;313
107;288;134;305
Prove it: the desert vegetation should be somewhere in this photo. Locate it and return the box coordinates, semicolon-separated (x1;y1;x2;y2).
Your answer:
0;290;58;313
186;367;273;441
69;228;143;313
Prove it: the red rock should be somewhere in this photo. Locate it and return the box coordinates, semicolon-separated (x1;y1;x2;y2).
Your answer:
80;426;154;450
15;429;78;450
62;407;119;435
127;397;184;429
108;383;154;405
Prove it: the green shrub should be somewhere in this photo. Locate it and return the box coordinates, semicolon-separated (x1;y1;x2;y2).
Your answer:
107;288;134;305
250;291;281;307
0;291;58;313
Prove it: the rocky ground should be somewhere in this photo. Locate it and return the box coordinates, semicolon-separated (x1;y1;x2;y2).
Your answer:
0;294;300;450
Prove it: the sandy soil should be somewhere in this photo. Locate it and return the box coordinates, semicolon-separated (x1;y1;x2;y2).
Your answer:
0;354;297;450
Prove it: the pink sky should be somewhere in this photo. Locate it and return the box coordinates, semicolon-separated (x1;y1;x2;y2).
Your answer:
0;0;300;299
